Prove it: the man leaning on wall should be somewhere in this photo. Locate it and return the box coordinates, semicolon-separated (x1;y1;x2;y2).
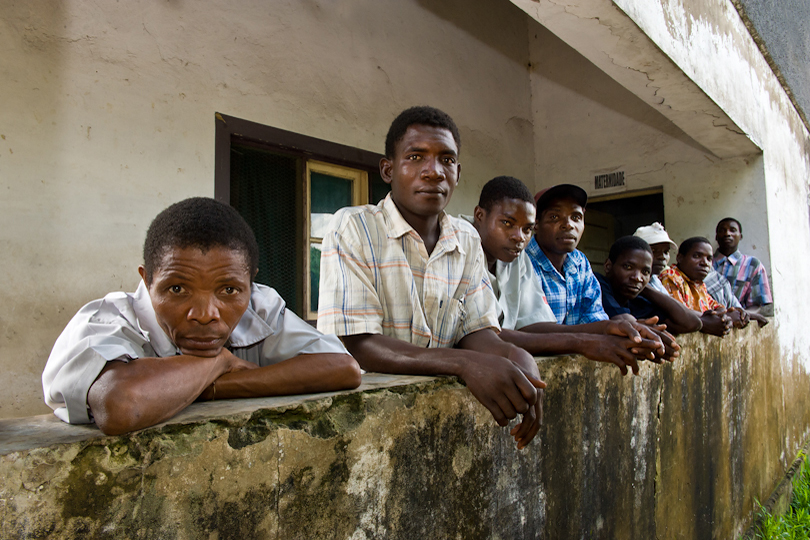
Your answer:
42;197;361;435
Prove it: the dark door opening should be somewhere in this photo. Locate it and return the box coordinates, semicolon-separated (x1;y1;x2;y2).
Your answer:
579;189;665;269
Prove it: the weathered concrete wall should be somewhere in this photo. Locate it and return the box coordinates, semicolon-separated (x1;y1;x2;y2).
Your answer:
0;0;536;418
526;21;771;268
2;326;807;539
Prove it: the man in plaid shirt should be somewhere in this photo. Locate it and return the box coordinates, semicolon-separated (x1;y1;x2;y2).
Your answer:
713;217;772;321
318;106;544;449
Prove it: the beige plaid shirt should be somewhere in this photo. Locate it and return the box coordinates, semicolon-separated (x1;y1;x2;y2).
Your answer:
317;194;499;348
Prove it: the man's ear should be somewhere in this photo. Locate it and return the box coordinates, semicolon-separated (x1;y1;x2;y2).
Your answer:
604;259;613;275
676;252;684;266
380;157;393;185
138;265;148;285
455;163;461;186
473;205;486;224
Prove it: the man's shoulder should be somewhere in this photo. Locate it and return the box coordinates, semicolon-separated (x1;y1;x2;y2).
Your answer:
249;283;285;314
332;203;383;226
567;249;596;276
449;214;480;240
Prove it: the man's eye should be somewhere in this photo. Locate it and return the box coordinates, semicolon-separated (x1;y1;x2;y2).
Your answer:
169;285;183;294
443;156;456;164
407;154;420;161
223;287;238;295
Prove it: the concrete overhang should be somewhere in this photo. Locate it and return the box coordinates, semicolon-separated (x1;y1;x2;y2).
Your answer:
510;0;762;159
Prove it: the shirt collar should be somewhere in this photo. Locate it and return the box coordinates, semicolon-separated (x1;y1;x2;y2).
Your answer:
527;237;574;279
132;281;273;357
714;249;742;265
382;193;461;254
672;264;696;283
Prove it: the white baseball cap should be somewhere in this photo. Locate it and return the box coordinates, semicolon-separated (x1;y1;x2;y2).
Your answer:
633;222;678;251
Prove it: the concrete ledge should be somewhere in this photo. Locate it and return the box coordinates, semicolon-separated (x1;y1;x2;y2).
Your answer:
1;324;807;539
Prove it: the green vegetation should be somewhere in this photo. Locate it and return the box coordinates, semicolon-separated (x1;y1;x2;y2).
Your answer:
754;453;810;539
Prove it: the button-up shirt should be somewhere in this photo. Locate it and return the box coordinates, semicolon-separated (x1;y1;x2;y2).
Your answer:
43;282;347;425
712;250;772;308
525;237;609;325
704;269;743;309
660;265;721;312
317;195;499;348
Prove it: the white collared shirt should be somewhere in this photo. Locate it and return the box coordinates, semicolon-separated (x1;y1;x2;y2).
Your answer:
42;281;347;424
487;251;557;330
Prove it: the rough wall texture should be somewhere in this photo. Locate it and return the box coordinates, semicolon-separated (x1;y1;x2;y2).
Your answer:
2;327;806;539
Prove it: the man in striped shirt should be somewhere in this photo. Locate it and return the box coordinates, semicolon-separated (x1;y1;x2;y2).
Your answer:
713;217;772;322
318;106;544;449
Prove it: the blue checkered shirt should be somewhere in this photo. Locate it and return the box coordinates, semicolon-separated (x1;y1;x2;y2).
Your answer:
525;238;609;325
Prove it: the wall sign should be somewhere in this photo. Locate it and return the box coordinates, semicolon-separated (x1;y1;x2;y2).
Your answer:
594;171;625;191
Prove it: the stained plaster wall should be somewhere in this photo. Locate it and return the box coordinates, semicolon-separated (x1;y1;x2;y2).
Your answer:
0;0;536;419
610;0;810;365
2;327;806;539
527;19;771;271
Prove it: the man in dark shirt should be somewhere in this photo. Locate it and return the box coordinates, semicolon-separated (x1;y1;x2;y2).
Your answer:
597;236;702;335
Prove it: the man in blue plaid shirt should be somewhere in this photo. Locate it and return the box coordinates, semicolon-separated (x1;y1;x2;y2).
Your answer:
525;184;609;326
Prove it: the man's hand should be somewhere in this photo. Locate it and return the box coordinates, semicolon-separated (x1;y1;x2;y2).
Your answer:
604;318;666;359
635;317;680;362
727;307;750;329
700;309;732;336
504;346;545;449
750;312;769;327
575;334;643;375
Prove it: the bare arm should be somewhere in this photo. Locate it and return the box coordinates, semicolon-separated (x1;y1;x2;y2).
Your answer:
199;353;361;400
342;330;544;449
518;319;665;357
499;329;642;376
88;350;252;435
639;286;703;334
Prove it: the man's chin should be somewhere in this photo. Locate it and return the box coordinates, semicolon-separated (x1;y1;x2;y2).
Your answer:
179;345;224;358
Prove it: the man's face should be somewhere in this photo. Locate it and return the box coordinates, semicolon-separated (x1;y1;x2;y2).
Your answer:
716;220;742;252
605;249;653;302
139;246;252;357
677;242;714;282
650;242;671;276
380;124;460;223
475;198;536;264
535;197;585;256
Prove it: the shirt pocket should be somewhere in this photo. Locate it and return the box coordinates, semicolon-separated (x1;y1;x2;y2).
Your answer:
432;296;466;347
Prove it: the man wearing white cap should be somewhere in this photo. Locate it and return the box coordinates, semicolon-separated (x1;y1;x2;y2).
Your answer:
633;223;677;293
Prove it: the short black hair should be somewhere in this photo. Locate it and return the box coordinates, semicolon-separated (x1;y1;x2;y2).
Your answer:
717;217;743;234
608;236;652;263
678;236;712;256
478;176;534;211
143;197;260;284
384;106;461;159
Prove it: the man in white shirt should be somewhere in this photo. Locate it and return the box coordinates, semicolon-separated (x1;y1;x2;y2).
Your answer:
43;197;361;435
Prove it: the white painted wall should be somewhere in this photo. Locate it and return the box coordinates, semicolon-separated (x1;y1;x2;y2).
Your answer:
0;0;535;418
527;21;770;267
